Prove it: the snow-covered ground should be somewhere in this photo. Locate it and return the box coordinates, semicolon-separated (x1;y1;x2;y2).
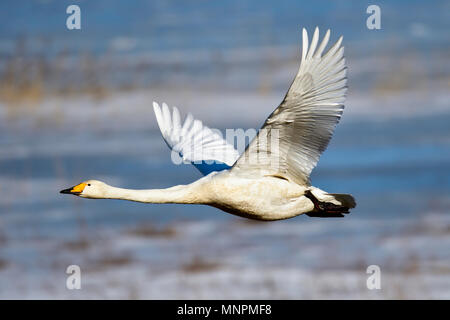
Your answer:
0;86;449;299
1;211;450;299
0;0;449;300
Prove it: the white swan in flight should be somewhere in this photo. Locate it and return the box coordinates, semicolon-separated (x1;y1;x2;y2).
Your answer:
60;27;356;220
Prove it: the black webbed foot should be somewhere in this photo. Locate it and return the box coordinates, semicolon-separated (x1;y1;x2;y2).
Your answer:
304;190;350;218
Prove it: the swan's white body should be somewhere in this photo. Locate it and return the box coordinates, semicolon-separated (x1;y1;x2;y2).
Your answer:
61;28;356;221
74;174;338;220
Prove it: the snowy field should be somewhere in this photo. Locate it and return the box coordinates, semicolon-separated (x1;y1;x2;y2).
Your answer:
0;0;449;299
1;87;449;299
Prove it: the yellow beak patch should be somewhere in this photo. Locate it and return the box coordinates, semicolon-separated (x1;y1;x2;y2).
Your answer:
60;182;86;195
71;183;87;193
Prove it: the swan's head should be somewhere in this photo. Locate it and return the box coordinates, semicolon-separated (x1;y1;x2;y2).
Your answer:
60;180;107;199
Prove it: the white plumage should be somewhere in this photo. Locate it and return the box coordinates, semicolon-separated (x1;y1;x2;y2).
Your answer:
152;102;239;167
233;27;346;185
61;28;356;221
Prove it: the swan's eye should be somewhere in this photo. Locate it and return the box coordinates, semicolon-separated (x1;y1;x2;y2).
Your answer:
87;184;91;186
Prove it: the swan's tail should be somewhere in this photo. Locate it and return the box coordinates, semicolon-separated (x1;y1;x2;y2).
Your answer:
304;190;356;218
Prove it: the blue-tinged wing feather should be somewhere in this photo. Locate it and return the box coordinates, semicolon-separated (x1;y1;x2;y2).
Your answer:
153;102;240;175
193;161;231;175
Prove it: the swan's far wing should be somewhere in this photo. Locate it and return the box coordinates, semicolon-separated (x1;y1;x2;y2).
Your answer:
153;102;240;175
232;27;347;185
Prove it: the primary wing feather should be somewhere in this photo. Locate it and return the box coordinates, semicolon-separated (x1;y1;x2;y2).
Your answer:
153;102;240;173
232;27;347;185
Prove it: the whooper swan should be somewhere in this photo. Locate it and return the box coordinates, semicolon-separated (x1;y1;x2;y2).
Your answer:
60;27;356;221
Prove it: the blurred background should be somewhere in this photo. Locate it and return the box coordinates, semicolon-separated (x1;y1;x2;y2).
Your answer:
0;0;449;299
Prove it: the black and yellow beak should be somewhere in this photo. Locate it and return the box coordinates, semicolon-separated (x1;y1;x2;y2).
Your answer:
60;183;86;195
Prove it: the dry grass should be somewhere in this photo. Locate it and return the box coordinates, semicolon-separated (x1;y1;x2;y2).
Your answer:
181;256;220;273
92;254;134;270
60;239;91;251
126;223;177;238
0;259;8;270
235;217;267;227
0;39;113;106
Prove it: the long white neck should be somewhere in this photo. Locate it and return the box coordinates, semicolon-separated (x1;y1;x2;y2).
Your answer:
96;183;206;204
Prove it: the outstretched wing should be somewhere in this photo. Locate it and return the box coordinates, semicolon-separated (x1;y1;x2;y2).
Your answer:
232;27;347;185
153;102;240;175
